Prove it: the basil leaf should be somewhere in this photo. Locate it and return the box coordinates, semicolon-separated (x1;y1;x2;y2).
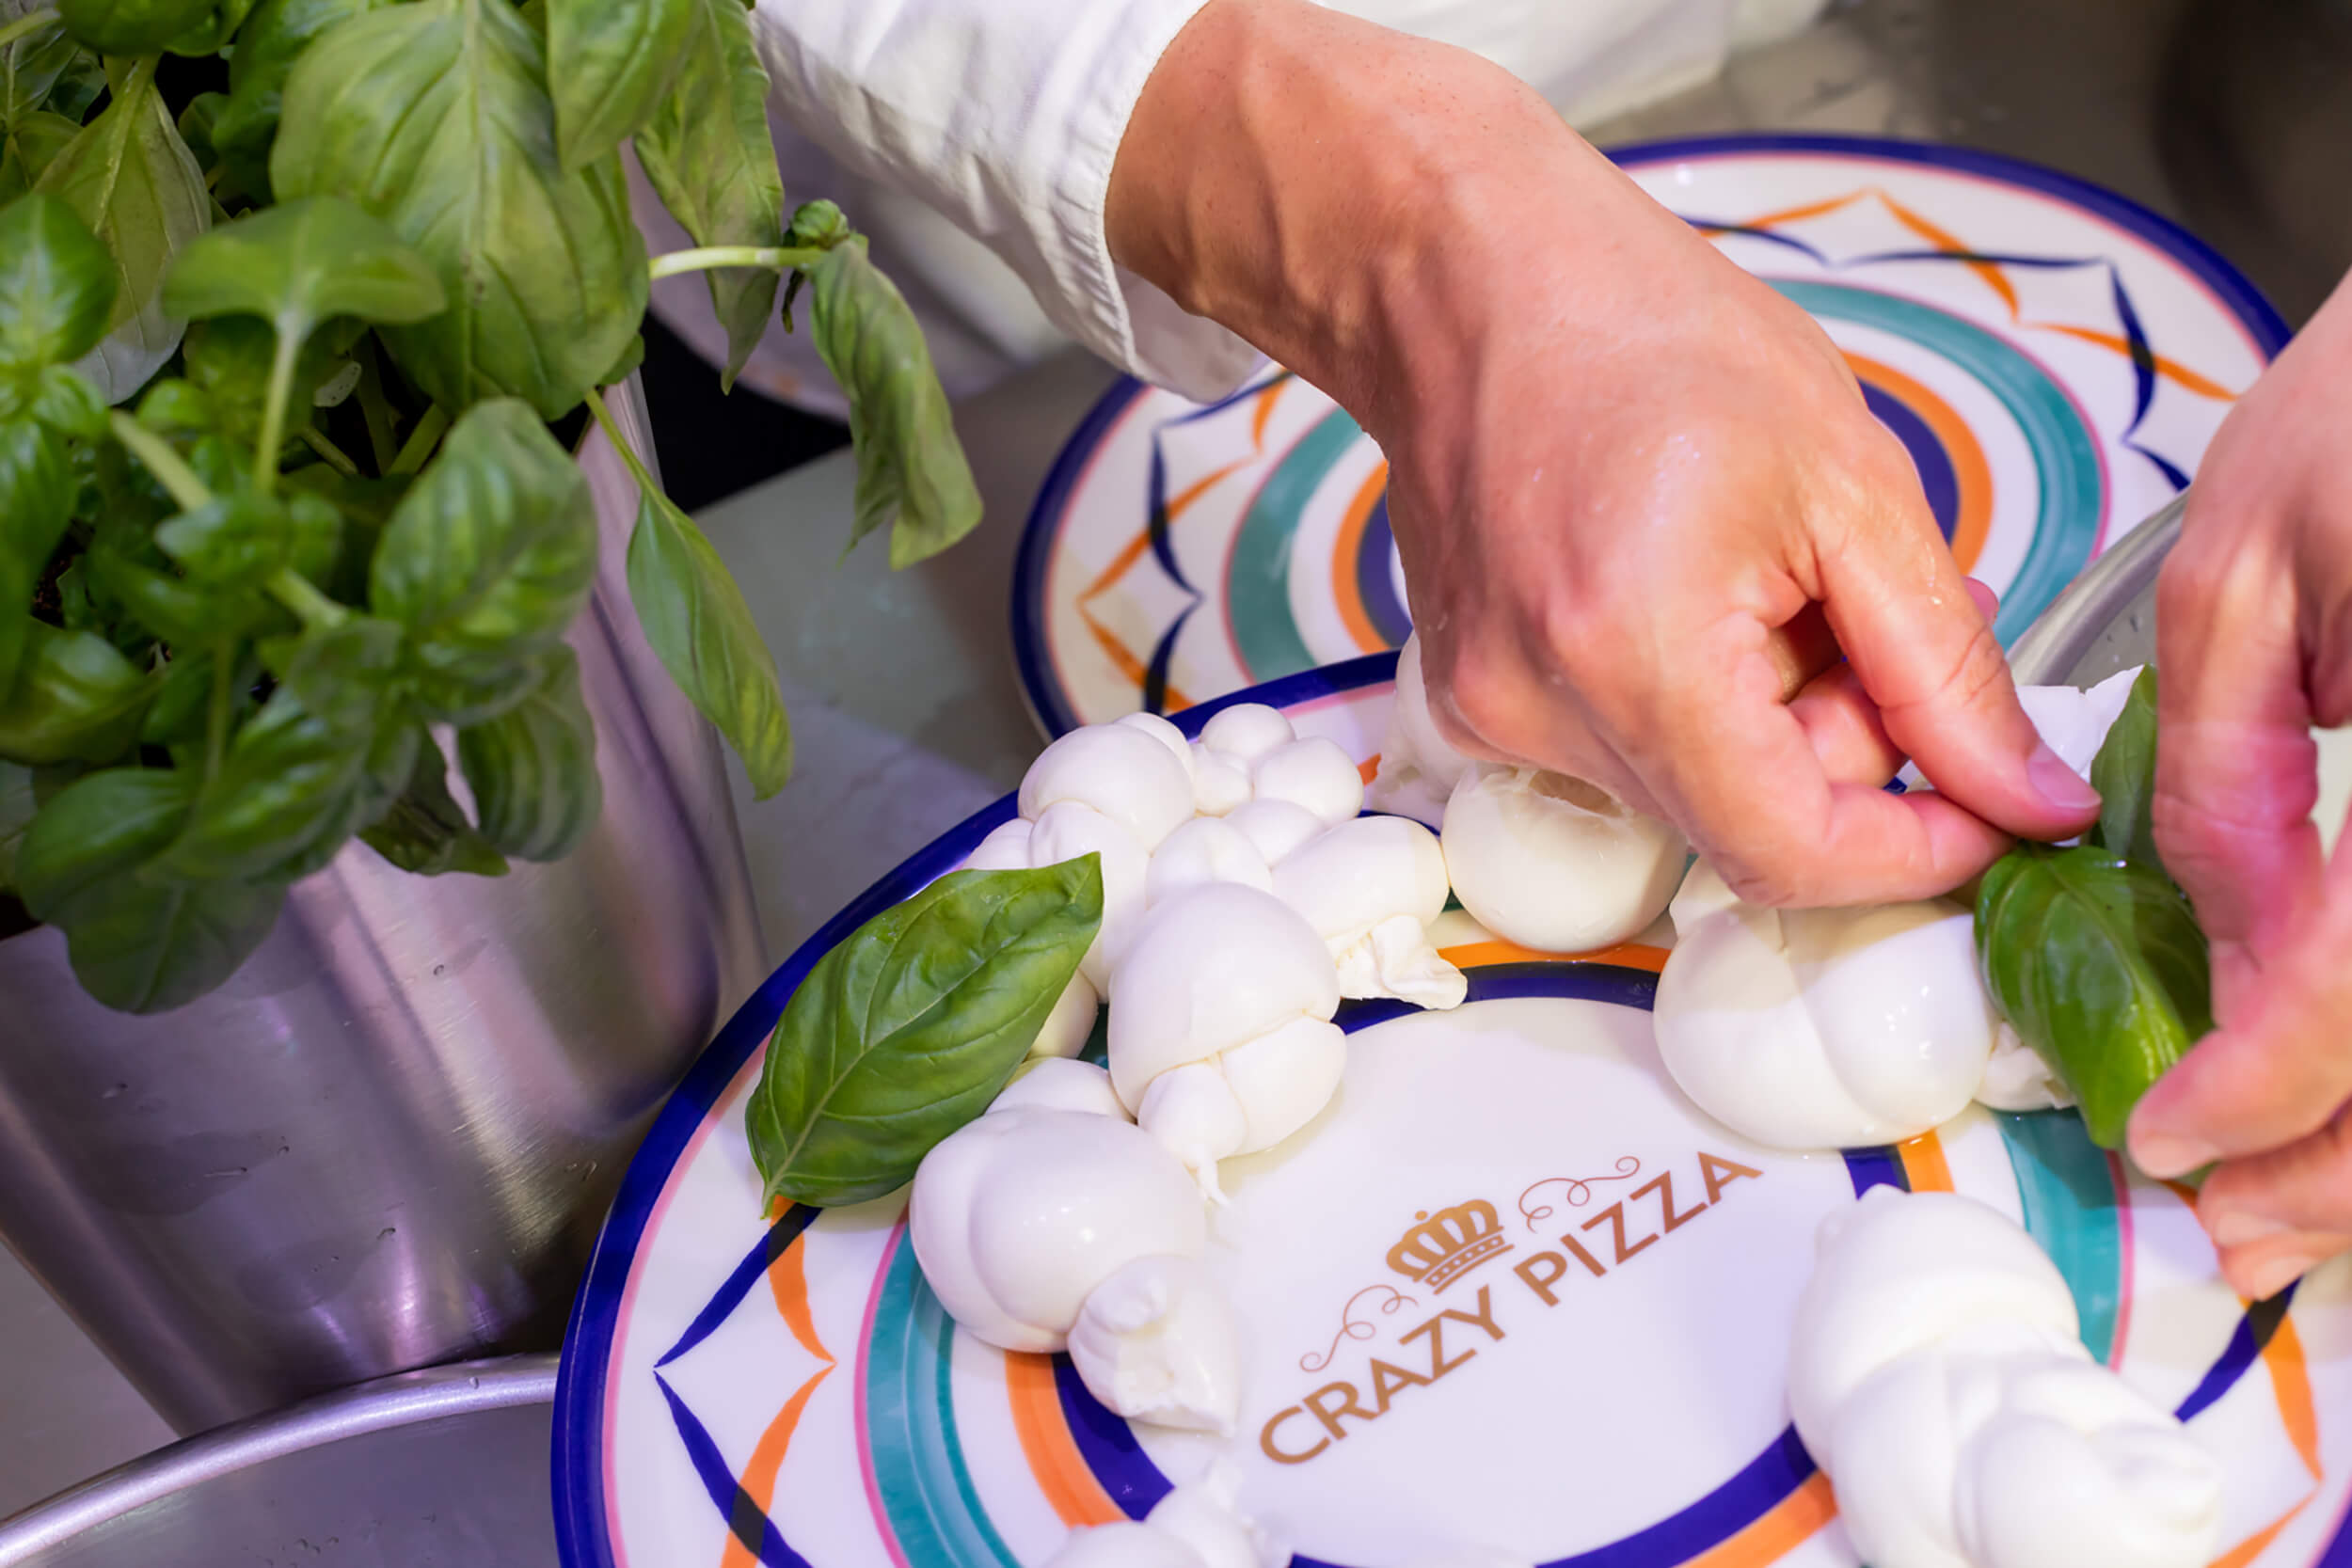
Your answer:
547;0;692;175
596;330;644;388
0;417;71;690
1977;844;2212;1148
158;619;405;882
358;728;505;876
632;0;781;389
164;0;258;55
455;644;599;862
156;488;342;587
87;543;277;647
2090;665;2164;879
272;0;647;420
37;62;212;404
806;240;981;569
164;196;445;346
18;763;283;1011
0;191;117;377
747;856;1105;1208
56;0;215;55
210;0;389;205
1;112;82;207
370;398;596;668
625;483;790;798
28;362;104;437
140;645;241;748
0;757;31;889
0;622;151;764
1;8;81;124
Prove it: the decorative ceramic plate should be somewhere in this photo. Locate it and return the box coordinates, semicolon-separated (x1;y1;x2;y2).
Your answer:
554;653;2352;1568
1009;135;2289;736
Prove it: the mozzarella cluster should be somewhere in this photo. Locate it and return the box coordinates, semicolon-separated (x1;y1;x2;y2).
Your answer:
1790;1189;2220;1568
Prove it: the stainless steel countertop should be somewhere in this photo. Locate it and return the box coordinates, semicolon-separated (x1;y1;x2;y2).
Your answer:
4;0;2344;1540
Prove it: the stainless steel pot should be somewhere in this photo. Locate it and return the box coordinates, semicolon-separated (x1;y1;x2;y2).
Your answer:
0;1354;557;1566
0;378;766;1435
2007;493;2183;688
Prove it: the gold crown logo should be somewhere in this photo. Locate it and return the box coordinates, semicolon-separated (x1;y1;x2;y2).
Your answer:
1385;1199;1513;1293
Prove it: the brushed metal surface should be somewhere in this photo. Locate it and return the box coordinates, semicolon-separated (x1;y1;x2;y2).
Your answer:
0;1356;557;1567
0;378;765;1436
2007;492;2181;688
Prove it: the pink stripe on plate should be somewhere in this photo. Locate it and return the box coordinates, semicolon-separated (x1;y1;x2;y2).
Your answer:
2106;1148;2137;1369
855;1222;914;1568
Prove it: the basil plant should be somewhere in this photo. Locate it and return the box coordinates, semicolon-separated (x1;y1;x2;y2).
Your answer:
0;0;981;1013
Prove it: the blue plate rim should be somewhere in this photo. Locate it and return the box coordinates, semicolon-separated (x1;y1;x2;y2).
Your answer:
1005;130;2291;742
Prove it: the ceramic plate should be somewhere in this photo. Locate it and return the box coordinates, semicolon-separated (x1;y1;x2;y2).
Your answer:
554;653;2352;1568
1009;135;2289;736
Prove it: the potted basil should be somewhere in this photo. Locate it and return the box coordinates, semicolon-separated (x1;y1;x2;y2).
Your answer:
0;0;981;1431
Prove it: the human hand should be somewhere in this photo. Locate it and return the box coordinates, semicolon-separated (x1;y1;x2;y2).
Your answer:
1108;0;2097;904
2125;274;2352;1301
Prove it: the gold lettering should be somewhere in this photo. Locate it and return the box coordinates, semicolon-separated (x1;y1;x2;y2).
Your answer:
1400;1311;1478;1380
1700;1151;1764;1204
1260;1406;1330;1465
1581;1200;1659;1264
1439;1283;1504;1343
1367;1356;1432;1414
1303;1380;1376;1441
1558;1229;1609;1277
1632;1169;1707;1233
1514;1250;1569;1306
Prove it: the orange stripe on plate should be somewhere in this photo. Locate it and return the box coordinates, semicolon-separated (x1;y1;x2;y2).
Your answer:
1696;191;1861;231
2208;1507;2304;1568
1358;754;1380;785
1438;940;1669;974
1895;1131;1955;1194
2263;1312;2323;1479
719;1365;834;1568
768;1227;828;1365
1005;1353;1127;1528
1250;377;1288;444
1841;352;1994;575
1329;461;1391;655
1680;1470;1837;1568
1880;192;2022;317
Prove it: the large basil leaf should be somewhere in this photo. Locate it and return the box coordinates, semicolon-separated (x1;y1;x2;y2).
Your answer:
547;0;692;175
0;622;150;764
37;61;211;404
155;488;342;587
626;483;790;799
0;191;116;378
157;618;406;883
210;0;389;204
455;644;599;862
1977;844;2212;1148
1;112;81;207
271;0;647;420
164;197;446;347
0;417;70;691
806;240;981;569
55;0;215;55
16;765;284;1012
358;729;505;876
747;856;1105;1208
1;8;81;124
0;758;31;891
370;399;596;672
632;0;781;388
2089;665;2164;879
87;542;277;648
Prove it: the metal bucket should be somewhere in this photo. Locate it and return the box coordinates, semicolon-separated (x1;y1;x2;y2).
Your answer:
0;1355;557;1566
0;379;766;1435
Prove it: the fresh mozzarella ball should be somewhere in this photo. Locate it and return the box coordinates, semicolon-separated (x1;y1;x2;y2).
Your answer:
1136;1063;1250;1194
1043;1523;1206;1568
1190;745;1255;816
992;1056;1127;1120
1116;710;1196;782
1199;703;1295;765
1226;799;1324;866
1031;801;1150;992
1251;736;1364;828
1441;765;1686;952
1272;816;1463;1007
1367;630;1474;827
963;816;1034;872
1019;723;1195;850
1215;1013;1346;1150
2017;666;2143;783
1791;1190;2218;1568
1027;971;1103;1061
1146;1466;1284;1568
1109;883;1342;1107
1068;1253;1245;1434
1655;861;1995;1149
1976;1020;2074;1112
1148;817;1273;909
910;1109;1205;1354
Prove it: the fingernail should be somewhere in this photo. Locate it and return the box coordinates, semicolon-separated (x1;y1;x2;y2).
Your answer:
2241;1251;2318;1303
2027;742;2102;815
2209;1210;2289;1248
2132;1132;2220;1180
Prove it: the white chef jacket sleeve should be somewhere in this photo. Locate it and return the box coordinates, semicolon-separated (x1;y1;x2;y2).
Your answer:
749;0;1264;404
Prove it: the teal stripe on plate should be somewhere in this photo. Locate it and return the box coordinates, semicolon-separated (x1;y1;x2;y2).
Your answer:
1996;1109;2123;1363
1229;407;1364;682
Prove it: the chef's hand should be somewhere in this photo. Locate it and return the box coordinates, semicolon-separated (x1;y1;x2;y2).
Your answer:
1107;0;2097;903
2127;273;2352;1302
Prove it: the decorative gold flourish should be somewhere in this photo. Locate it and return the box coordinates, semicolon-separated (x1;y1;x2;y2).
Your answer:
1518;1158;1642;1231
1299;1284;1419;1373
